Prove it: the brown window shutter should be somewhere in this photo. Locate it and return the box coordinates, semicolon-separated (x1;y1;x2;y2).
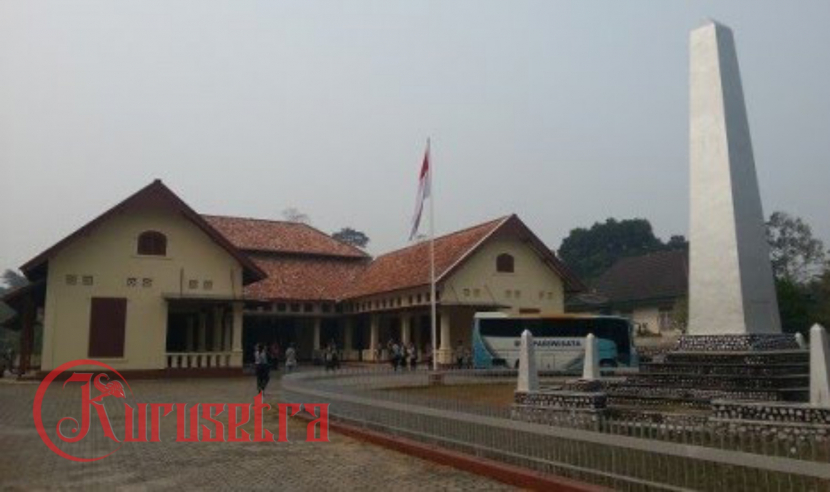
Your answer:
88;297;127;358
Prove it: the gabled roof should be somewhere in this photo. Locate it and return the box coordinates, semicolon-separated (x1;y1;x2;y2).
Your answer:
591;249;688;304
244;254;368;302
20;180;266;285
345;215;584;299
203;215;368;259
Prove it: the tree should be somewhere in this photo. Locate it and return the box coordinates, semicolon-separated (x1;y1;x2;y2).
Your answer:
558;218;665;282
1;269;27;292
665;235;689;250
281;207;310;224
766;211;827;283
332;227;370;249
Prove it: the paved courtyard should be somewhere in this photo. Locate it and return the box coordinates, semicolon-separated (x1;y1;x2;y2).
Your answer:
0;373;516;491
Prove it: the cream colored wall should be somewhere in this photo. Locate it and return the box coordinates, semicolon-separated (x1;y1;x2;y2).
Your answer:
441;237;566;314
40;207;244;371
615;307;661;335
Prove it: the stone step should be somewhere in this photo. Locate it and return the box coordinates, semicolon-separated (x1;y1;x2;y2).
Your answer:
639;363;808;377
621;375;809;391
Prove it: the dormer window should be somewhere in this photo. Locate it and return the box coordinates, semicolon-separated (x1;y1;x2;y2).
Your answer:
496;253;514;273
137;231;167;256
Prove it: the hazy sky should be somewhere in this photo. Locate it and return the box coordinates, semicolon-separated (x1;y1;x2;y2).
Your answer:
1;1;828;271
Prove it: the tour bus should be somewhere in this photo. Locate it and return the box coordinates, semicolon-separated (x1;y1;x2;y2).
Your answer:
472;313;638;371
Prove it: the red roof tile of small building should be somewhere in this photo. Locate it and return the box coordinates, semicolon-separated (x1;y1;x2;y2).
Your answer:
345;215;584;298
244;255;368;301
345;217;508;298
202;215;368;259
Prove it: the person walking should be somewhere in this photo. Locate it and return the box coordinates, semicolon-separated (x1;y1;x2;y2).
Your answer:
455;340;465;370
285;343;297;373
408;342;418;370
269;342;280;371
254;343;270;396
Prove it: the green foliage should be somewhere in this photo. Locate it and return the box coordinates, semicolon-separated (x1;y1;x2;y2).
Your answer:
775;278;815;334
1;269;27;292
558;218;683;282
766;211;827;283
332;227;370;249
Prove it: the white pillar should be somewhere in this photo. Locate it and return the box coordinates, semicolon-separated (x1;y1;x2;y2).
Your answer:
369;314;379;361
517;330;538;393
438;310;452;365
401;315;411;345
231;302;244;367
810;324;830;407
582;333;600;381
212;307;223;351
688;20;780;335
795;332;807;349
185;316;195;352
313;318;321;351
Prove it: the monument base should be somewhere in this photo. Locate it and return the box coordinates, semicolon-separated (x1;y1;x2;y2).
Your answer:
607;333;809;407
676;334;799;352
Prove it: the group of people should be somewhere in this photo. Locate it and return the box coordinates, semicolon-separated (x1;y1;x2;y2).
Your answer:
253;342;297;395
254;338;474;394
382;340;431;371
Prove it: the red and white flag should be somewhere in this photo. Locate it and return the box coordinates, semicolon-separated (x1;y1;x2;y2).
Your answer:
409;142;431;240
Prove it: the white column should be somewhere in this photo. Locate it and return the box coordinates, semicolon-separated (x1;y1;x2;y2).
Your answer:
438;310;452;365
401;315;411;345
688;21;780;335
582;333;600;380
185;316;195;352
810;324;830;407
212;307;223;351
231;302;244;367
517;330;539;392
369;314;379;361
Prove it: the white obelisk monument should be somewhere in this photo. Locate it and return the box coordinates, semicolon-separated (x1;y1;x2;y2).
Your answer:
688;20;781;336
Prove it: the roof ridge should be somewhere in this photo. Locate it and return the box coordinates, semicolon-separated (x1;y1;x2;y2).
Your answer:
372;215;511;260
201;213;303;227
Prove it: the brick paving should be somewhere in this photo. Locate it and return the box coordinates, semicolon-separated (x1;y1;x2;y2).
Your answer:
0;373;516;491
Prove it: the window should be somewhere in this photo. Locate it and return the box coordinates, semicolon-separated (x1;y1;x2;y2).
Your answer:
88;297;127;358
188;279;198;289
142;278;153;288
496;253;514;273
126;277;137;287
66;274;77;286
203;280;213;291
82;275;94;286
303;303;313;313
137;231;167;256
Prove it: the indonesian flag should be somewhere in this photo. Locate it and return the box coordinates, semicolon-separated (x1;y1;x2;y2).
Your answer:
409;142;431;240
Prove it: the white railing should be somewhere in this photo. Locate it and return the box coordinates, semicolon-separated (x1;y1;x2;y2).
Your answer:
166;352;233;369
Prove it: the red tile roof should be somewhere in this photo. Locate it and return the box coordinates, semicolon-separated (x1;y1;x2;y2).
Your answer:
202;215;368;259
345;215;584;298
346;216;506;298
244;255;368;301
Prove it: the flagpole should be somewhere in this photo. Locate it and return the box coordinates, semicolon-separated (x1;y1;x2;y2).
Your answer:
428;138;437;371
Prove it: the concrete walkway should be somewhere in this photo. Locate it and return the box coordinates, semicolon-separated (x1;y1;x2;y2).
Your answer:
0;373;515;491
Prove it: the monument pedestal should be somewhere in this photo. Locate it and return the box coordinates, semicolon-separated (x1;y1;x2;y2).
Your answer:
608;335;809;408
